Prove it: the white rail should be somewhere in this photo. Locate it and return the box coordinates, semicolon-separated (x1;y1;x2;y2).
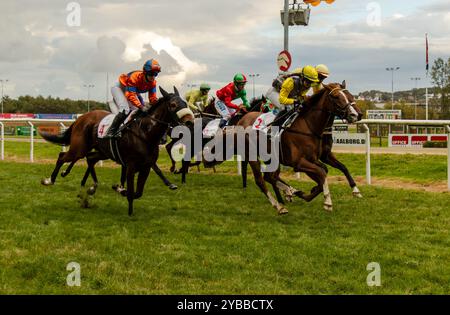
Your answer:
0;118;75;162
356;119;450;191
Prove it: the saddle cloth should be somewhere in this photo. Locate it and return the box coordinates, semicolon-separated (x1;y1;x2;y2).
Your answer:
97;112;135;138
202;119;222;138
252;112;277;134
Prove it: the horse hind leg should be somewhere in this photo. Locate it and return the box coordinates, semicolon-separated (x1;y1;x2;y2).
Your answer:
249;161;287;215
42;151;77;185
294;158;332;211
61;160;77;177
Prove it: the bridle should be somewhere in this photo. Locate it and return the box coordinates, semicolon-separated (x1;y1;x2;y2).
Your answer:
327;87;355;119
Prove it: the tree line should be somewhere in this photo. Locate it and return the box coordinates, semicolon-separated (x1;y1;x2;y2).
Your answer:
1;95;108;114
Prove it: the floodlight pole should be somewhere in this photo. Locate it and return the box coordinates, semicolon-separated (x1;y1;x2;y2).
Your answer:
283;0;290;51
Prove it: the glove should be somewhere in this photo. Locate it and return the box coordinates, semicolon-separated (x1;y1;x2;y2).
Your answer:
293;100;303;110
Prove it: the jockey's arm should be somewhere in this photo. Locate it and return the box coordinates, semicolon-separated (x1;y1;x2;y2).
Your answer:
187;94;199;111
223;95;240;110
125;87;144;109
148;87;158;105
279;77;296;106
240;90;250;109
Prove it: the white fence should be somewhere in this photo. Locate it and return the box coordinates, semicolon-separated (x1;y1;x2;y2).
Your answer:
0;118;75;162
356;119;450;191
2;118;450;191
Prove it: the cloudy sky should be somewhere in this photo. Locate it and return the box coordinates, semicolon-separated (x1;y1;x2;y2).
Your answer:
0;0;449;102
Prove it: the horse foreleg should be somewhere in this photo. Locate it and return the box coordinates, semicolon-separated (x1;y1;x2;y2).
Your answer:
152;163;177;190
241;160;248;189
264;169;285;204
126;164;136;216
294;158;331;211
321;152;362;198
249;161;287;215
166;140;177;173
180;160;190;184
134;166;151;200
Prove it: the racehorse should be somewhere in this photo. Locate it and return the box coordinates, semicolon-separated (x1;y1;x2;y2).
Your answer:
166;96;268;183
240;103;364;198
40;87;194;215
236;82;362;214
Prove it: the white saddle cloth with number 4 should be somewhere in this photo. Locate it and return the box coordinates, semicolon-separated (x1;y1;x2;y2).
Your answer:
252;112;276;134
97;112;134;138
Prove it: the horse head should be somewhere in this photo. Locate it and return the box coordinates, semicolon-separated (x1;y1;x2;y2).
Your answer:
323;82;362;123
159;86;195;127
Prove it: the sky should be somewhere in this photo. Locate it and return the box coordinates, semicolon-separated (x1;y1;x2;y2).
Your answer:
0;0;449;102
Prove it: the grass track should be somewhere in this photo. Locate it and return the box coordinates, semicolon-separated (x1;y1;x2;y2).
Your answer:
0;161;449;294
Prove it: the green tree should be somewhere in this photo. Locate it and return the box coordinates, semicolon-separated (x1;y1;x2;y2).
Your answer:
430;57;450;119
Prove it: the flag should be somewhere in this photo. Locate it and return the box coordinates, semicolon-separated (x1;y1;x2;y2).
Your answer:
426;33;429;75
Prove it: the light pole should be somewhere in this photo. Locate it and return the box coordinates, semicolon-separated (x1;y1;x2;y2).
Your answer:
410;77;421;119
83;84;95;112
386;67;400;109
0;79;9;115
249;74;260;99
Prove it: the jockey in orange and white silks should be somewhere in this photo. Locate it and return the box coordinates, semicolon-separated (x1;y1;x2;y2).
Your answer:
106;59;161;138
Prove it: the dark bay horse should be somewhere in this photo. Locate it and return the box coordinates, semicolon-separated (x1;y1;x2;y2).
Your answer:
40;87;194;215
166;96;268;183
236;82;361;214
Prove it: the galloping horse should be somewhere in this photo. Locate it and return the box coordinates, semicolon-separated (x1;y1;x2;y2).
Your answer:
166;96;268;183
40;87;194;215
240;102;364;198
237;82;362;214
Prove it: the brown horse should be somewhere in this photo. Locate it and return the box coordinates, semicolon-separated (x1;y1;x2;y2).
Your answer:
240;107;364;198
166;96;268;183
236;82;361;214
40;87;194;215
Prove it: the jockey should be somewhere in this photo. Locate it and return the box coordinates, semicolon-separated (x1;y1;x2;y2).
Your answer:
272;65;320;127
185;83;211;112
215;73;250;128
106;59;161;138
313;64;330;94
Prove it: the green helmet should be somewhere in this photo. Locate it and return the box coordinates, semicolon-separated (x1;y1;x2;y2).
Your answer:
233;73;247;84
200;83;211;91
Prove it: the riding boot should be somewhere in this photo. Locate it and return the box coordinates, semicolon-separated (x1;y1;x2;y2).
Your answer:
105;111;127;138
218;118;228;129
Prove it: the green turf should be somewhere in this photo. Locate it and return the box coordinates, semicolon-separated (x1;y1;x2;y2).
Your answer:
0;161;449;294
2;140;448;184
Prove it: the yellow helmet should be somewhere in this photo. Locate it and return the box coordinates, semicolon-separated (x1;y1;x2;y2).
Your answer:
302;65;320;83
316;64;330;78
292;67;303;75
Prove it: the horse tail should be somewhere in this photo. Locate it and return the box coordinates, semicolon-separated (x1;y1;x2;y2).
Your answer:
39;124;73;146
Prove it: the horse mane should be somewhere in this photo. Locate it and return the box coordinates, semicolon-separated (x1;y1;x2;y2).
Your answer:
143;95;172;116
304;87;327;107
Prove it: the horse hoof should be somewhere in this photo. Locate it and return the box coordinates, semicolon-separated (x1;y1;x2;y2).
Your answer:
353;192;363;198
169;184;178;190
87;186;96;195
120;190;127;197
61;171;67;178
41;178;53;186
278;207;289;215
170;167;176;173
323;204;333;212
112;184;119;190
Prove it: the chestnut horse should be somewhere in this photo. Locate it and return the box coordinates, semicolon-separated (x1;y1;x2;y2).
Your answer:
241;106;364;198
237;82;361;214
40;87;194;215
